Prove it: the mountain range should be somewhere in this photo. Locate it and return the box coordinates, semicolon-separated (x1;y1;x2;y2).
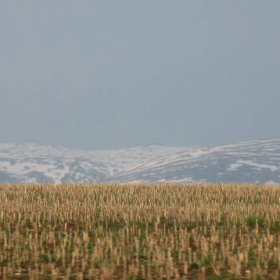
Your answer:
0;139;279;184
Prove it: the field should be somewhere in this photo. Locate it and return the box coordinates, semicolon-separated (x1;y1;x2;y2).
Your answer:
1;183;280;279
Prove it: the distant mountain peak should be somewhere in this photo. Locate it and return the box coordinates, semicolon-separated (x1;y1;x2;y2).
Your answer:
0;139;279;184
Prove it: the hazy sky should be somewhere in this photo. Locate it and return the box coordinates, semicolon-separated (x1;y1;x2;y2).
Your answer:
0;1;279;150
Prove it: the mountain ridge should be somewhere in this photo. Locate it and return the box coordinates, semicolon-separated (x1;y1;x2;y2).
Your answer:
0;139;279;184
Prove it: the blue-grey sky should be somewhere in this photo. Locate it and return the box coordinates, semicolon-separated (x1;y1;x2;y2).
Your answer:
0;1;279;150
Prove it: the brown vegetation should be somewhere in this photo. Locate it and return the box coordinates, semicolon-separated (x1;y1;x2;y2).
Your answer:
0;183;280;279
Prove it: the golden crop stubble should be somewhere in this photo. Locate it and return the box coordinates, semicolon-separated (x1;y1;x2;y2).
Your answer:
0;183;280;279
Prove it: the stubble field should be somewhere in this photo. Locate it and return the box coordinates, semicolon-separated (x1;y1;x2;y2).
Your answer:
0;183;280;279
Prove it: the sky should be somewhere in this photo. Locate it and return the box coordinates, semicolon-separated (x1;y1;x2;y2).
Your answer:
0;1;279;150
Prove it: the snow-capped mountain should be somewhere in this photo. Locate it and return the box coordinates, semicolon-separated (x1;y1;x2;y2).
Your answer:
0;139;279;184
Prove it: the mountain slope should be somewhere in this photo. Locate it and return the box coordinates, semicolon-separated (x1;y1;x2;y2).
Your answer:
0;139;279;184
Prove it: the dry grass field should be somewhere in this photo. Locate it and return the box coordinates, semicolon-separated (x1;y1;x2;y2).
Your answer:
0;183;280;279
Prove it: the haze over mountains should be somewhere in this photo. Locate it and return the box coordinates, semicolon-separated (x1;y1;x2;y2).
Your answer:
0;139;279;184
